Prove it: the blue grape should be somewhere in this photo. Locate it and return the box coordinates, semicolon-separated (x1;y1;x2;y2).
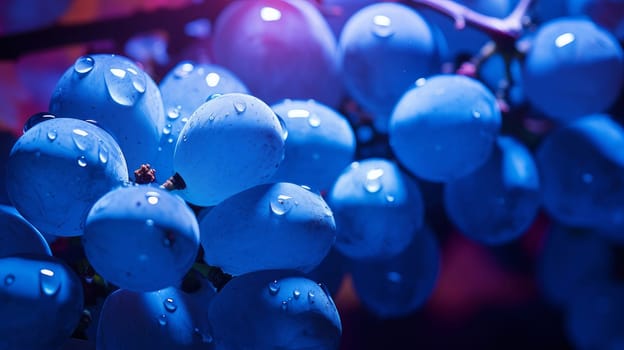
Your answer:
270;99;356;192
318;0;378;36
0;204;50;258
0;0;71;34
83;185;200;292
153;61;249;181
173;93;286;206
568;0;624;40
49;54;165;171
211;0;343;107
338;2;440;129
199;182;336;275
97;286;214;349
521;17;624;122
444;136;540;245
0;255;84;349
478;53;525;107
537;114;624;230
208;270;341;350
389;74;502;182
328;158;424;260
537;225;613;308
6;118;128;236
350;225;440;319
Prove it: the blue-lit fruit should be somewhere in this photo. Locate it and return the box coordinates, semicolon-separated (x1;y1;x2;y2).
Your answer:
338;2;440;129
318;0;378;36
521;18;624;122
0;0;71;34
328;158;424;260
270;99;356;192
97;287;214;350
0;205;50;258
83;185;200;292
537;225;613;308
444;137;540;245
0;255;84;350
565;284;624;350
153;61;249;181
389;74;501;182
350;226;440;319
211;0;343;107
7;118;128;236
537;114;624;230
173;93;286;206
49;54;165;171
568;0;624;41
200;182;335;275
209;270;342;350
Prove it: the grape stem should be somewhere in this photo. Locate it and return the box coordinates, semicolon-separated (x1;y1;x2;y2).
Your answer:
410;0;533;44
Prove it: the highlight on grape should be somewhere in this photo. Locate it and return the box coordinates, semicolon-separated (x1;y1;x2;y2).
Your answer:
0;0;623;349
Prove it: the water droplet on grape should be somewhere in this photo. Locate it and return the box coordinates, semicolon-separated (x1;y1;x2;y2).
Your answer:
364;168;384;193
281;300;288;311
181;117;188;124
158;314;167;326
233;101;247;114
163;298;177;312
276;115;288;141
205;72;221;87
71;128;90;150
146;219;154;227
77;156;87;167
74;55;95;76
39;268;61;296
167;106;181;120
268;280;280;295
23;112;55;133
163;124;172;135
4;274;15;286
98;144;109;164
168;137;174;144
293;289;301;299
308;290;315;303
372;14;394;38
206;93;222;101
105;66;146;106
47;130;57;141
351;162;360;169
472;110;481;119
415;78;427;87
146;191;160;205
270;194;294;215
174;62;194;79
386;194;395;203
308;114;321;128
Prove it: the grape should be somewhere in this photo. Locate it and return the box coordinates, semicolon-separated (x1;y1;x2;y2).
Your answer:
338;2;440;130
537;225;613;308
536;114;624;230
49;53;165;171
317;0;378;36
0;204;51;258
0;0;71;35
97;286;214;349
270;99;356;192
349;225;440;319
568;0;624;40
478;53;525;107
328;158;424;260
0;255;84;349
173;93;286;206
153;61;249;181
444;136;540;245
389;74;501;183
199;182;335;275
208;270;342;350
83;185;200;292
521;17;624;122
6;118;128;236
211;0;343;107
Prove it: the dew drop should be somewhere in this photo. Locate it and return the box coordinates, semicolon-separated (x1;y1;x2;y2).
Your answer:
72;128;90;151
4;274;15;286
39;268;61;296
281;300;288;311
308;290;315;303
350;162;360;169
277;115;288;141
372;14;394;38
74;55;95;75
364;168;384;193
105;66;146;106
293;289;301;299
386;194;395;203
47;130;57;141
146;191;160;205
163;298;177;312
158;314;167;326
77;156;87;168
163;124;172;135
181;117;189;124
167;106;181;120
146;219;154;227
270;194;294;215
206;93;222;101
268;280;280;295
233;101;247;114
23;112;55;133
308;114;321;128
472;110;481;119
98;144;109;164
174;62;195;78
205;72;221;87
168;137;174;144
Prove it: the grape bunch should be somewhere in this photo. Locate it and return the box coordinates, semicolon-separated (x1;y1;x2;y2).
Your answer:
1;0;624;349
